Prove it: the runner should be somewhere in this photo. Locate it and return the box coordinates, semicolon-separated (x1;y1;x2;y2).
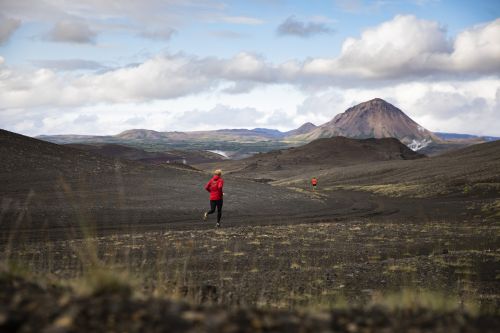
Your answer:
311;177;318;191
203;169;224;227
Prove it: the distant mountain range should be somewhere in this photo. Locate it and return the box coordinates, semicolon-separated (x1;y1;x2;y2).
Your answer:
36;98;498;157
434;132;499;141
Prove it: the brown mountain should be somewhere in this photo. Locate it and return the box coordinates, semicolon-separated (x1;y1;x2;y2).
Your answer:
197;136;424;181
295;98;440;150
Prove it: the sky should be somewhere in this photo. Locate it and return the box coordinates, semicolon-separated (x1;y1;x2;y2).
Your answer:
0;0;499;136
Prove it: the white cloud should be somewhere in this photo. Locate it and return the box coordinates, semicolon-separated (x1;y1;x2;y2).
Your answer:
176;104;267;129
74;113;99;124
0;0;260;42
336;15;451;77
219;16;264;25
450;19;500;73
174;104;297;130
139;28;176;41
1;16;499;110
209;30;249;39
0;15;21;44
47;19;97;44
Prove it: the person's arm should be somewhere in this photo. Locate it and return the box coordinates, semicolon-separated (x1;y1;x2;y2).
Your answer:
205;180;211;192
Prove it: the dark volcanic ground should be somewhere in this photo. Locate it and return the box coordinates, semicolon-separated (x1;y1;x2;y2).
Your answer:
0;129;497;239
1;129;500;332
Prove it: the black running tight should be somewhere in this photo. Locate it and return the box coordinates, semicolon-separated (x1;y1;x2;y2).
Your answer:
207;199;223;222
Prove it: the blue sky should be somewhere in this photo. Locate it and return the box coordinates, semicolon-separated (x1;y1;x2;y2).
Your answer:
0;0;499;136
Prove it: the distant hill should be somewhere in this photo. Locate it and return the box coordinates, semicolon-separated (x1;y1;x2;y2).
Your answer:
294;98;439;150
66;143;225;165
284;122;317;137
197;136;424;181
275;140;500;198
116;129;165;140
1;130;128;177
435;132;499;142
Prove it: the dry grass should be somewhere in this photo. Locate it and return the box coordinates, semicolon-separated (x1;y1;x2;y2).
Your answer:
1;219;499;314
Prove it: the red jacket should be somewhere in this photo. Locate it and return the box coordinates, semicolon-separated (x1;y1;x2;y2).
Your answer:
311;178;317;185
205;175;224;200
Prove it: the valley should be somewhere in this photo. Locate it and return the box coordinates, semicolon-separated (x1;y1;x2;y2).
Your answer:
1;98;499;332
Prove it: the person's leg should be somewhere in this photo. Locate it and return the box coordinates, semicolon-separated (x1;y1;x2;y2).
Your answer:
216;199;223;225
207;200;216;214
204;200;216;220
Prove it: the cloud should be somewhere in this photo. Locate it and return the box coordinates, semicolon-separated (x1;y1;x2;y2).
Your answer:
74;114;98;123
219;16;264;25
299;15;500;81
1;17;499;111
412;91;499;136
209;30;249;39
221;81;258;94
335;15;451;77
175;104;296;130
450;19;500;73
0;0;238;42
139;28;176;41
124;116;146;126
296;91;346;123
277;16;333;38
176;104;268;129
47;19;97;44
31;59;108;71
0;15;21;44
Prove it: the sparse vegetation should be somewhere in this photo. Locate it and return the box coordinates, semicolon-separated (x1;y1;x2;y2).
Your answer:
1;129;500;331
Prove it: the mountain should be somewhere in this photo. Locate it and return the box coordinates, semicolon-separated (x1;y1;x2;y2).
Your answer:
197;136;424;181
285;122;317;137
295;98;439;150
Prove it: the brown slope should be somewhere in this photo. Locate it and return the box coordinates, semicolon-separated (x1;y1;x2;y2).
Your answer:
296;98;439;148
198;136;424;180
0;129;329;230
276;140;500;197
